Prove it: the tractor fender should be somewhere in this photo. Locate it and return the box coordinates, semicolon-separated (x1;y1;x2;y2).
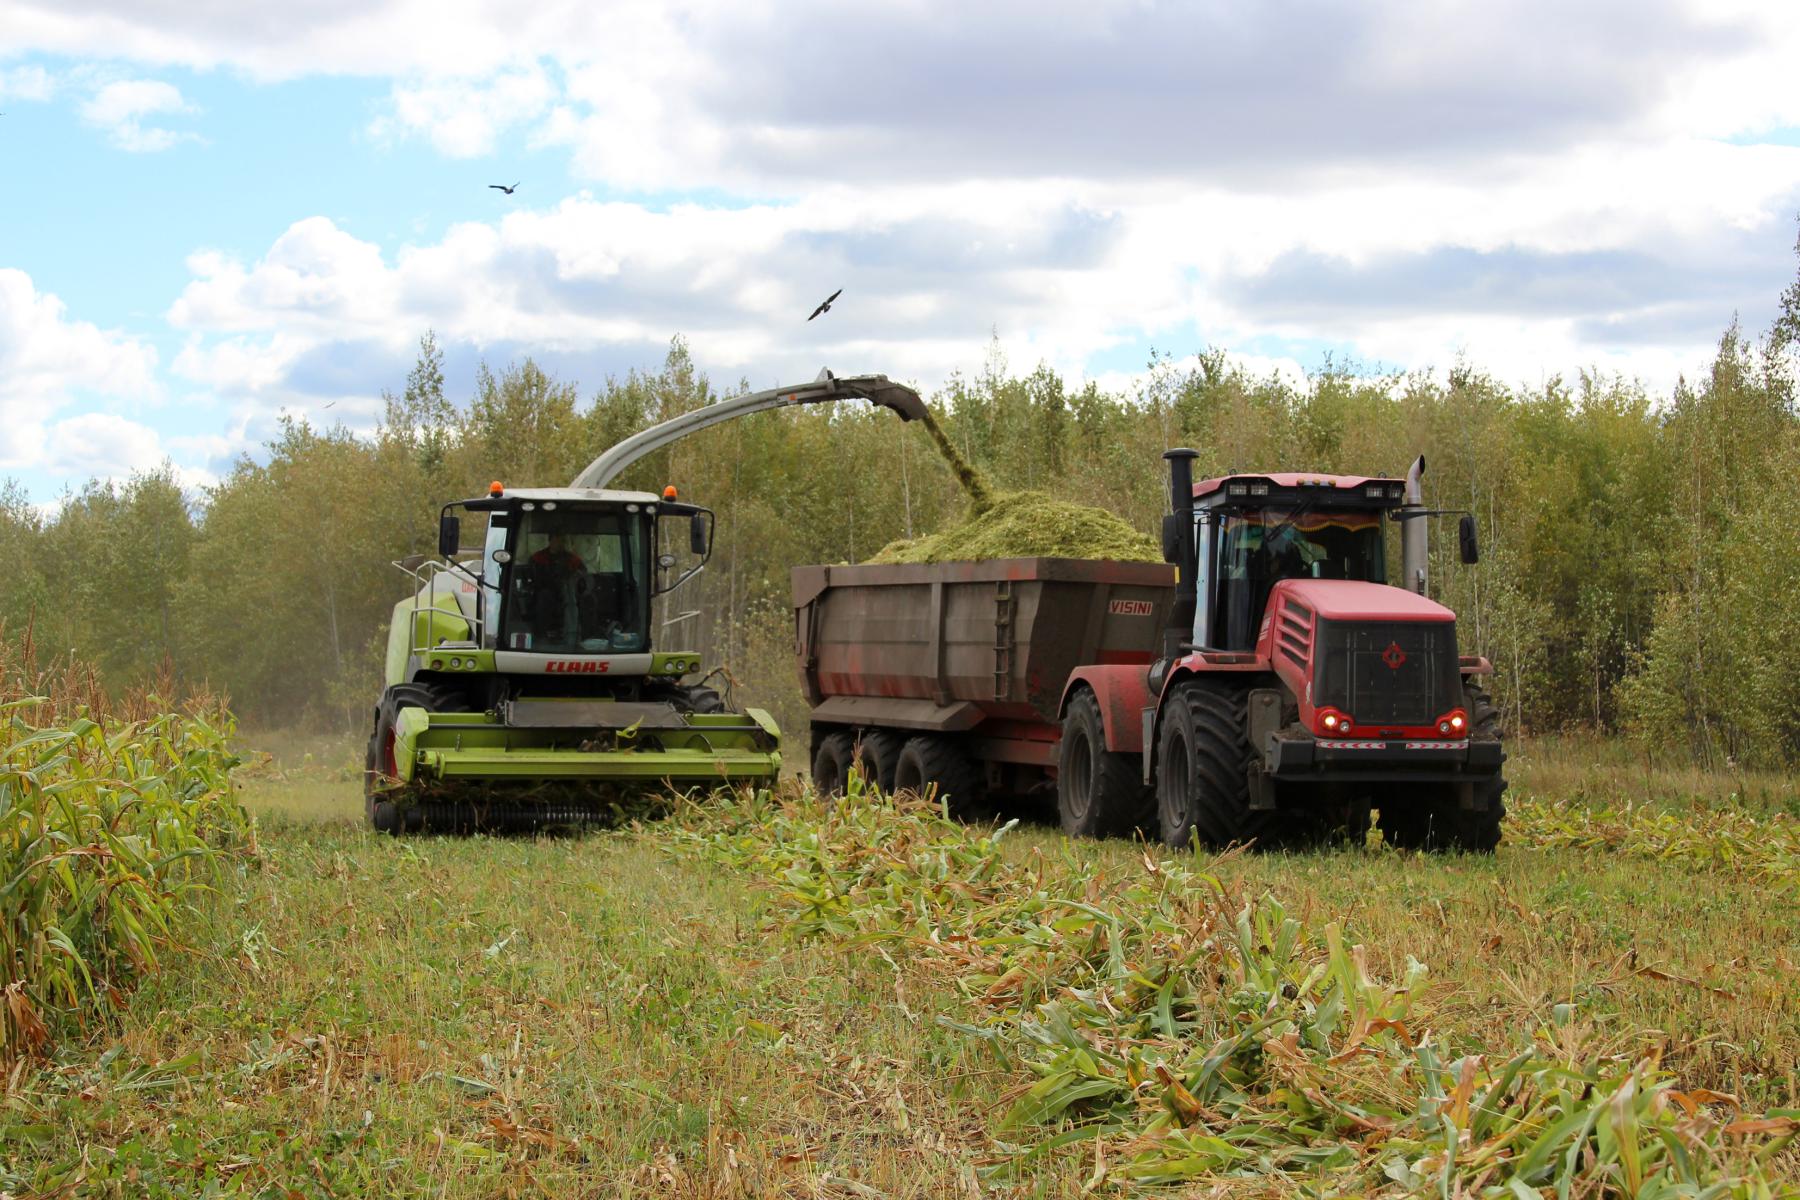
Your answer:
1059;665;1157;754
1141;655;1280;783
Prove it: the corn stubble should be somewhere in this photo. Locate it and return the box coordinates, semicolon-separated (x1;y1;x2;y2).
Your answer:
674;777;1800;1195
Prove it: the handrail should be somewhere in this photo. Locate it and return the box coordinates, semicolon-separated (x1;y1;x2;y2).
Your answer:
393;555;486;653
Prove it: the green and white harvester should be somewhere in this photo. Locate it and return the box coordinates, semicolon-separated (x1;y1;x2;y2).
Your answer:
364;370;926;831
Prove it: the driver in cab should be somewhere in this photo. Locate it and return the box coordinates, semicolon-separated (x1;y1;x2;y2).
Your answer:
531;531;585;575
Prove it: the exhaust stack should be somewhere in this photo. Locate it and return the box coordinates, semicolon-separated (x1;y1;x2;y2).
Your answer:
1161;449;1200;661
1403;454;1428;596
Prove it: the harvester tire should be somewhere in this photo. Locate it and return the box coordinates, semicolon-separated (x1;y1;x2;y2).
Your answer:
675;685;726;714
811;731;869;797
1058;687;1150;838
1379;682;1506;853
364;681;466;834
1157;680;1283;850
893;735;987;821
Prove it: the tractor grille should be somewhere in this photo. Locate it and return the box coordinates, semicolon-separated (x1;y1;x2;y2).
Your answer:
1313;620;1459;727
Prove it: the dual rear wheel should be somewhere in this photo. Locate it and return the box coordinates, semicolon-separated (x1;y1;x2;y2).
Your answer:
812;728;985;818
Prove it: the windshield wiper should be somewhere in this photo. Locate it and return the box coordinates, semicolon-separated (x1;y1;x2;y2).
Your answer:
1259;496;1320;554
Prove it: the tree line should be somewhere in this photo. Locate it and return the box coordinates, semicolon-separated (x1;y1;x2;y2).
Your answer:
4;263;1798;767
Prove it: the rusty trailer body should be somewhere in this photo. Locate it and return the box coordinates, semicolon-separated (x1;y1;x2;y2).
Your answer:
794;557;1173;811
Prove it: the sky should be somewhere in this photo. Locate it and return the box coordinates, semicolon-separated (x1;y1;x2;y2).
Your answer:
3;0;1800;505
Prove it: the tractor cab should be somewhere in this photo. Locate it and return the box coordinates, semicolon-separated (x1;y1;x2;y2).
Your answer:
1186;473;1408;651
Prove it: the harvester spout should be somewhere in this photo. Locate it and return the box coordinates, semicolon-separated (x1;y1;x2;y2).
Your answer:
571;368;927;490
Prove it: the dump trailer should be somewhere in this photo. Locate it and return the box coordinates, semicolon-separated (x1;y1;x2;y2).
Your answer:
365;370;926;832
795;452;1506;851
795;558;1174;822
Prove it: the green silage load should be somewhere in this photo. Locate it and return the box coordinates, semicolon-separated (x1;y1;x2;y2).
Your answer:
868;490;1161;564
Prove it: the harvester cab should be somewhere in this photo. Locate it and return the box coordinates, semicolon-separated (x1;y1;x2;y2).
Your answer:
432;485;707;663
366;482;780;833
365;369;927;833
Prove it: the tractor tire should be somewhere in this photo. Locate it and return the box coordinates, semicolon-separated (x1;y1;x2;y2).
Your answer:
1379;682;1507;853
811;731;870;797
1058;688;1150;839
859;729;904;795
365;681;466;834
893;735;987;821
1156;680;1283;850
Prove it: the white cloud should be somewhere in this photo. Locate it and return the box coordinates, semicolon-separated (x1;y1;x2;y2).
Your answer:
170;218;397;332
0;269;160;471
79;78;200;152
3;2;1797;182
0;63;57;101
160;129;1800;432
39;412;166;477
371;62;555;158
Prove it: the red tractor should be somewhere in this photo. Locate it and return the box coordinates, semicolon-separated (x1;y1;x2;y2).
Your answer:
795;450;1504;851
1066;450;1503;850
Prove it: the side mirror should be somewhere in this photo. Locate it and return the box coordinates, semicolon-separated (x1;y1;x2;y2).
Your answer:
1458;514;1479;565
438;513;461;558
1161;513;1185;565
690;513;711;557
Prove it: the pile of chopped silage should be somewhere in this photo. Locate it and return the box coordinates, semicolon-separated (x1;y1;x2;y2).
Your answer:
868;490;1161;564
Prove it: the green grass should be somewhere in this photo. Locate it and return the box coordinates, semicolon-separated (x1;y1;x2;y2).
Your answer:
1;736;1794;1196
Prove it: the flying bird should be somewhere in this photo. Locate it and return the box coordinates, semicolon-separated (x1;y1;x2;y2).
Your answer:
807;288;843;321
489;181;519;194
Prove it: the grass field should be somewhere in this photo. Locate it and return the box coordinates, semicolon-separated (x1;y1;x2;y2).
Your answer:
1;734;1795;1197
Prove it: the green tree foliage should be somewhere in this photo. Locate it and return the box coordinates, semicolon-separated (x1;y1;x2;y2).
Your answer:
8;250;1800;765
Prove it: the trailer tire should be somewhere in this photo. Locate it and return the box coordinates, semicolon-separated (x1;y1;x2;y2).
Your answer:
1157;680;1282;850
859;730;904;795
1058;688;1150;838
893;735;987;821
811;731;864;797
365;681;466;834
1379;682;1506;853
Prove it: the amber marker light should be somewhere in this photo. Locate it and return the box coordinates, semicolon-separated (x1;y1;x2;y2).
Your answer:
489;480;504;496
663;485;678;500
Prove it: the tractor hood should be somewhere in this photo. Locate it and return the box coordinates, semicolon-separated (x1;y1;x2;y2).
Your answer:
1271;578;1456;623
